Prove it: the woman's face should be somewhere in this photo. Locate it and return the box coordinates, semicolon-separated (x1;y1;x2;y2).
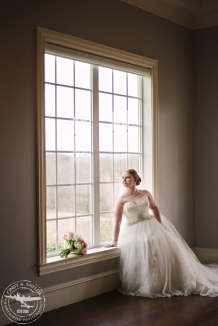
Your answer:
122;172;136;187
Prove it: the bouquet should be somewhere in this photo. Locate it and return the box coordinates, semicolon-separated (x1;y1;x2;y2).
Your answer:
59;232;87;258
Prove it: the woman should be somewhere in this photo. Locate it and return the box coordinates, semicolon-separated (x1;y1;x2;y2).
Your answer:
106;169;218;298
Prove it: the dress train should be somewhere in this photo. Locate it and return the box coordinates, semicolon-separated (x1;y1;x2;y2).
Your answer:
117;195;218;298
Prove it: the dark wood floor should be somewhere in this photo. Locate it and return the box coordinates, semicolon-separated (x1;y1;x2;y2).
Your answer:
10;290;218;326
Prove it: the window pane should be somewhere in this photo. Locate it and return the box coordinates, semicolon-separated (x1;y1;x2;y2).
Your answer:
128;154;140;172
46;153;56;185
128;73;139;97
45;54;55;83
57;120;74;151
76;216;92;245
100;183;113;212
45;84;55;117
57;153;74;185
128;126;139;152
75;61;91;89
128;98;139;125
57;86;74;118
114;125;127;152
99;67;112;92
76;185;91;214
75;121;91;151
114;154;127;181
58;218;75;243
100;213;113;243
47;220;56;248
114;95;127;123
45;118;56;151
114;183;120;205
100;154;113;182
76;154;91;183
57;56;73;86
75;89;91;120
46;186;56;219
114;70;126;95
99;123;112;152
99;93;112;122
58;186;75;217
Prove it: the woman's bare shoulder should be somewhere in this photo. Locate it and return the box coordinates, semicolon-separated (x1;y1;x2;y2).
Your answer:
116;193;126;205
116;193;129;207
138;189;151;196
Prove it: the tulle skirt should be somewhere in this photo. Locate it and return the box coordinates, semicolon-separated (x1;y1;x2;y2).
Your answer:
117;214;218;298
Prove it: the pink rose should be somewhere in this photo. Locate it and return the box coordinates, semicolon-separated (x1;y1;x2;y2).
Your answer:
69;232;75;237
63;234;67;240
78;239;87;248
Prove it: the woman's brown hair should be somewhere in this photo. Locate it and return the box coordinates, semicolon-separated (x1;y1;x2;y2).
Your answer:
124;169;141;186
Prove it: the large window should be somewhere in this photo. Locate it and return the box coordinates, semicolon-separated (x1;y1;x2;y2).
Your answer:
45;53;143;255
37;27;158;272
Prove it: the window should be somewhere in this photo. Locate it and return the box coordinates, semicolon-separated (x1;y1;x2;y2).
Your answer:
37;27;158;274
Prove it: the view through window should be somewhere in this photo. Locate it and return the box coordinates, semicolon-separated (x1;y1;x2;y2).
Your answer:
44;53;142;256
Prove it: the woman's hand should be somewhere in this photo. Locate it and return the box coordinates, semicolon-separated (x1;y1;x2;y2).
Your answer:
105;241;117;248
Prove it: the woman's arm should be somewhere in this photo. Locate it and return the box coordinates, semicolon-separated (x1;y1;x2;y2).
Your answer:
146;191;162;223
105;198;123;247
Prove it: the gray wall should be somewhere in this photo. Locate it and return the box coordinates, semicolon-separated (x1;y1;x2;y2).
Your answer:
0;0;195;296
194;27;218;249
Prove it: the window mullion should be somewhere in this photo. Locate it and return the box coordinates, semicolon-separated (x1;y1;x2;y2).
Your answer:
55;56;58;254
92;65;100;246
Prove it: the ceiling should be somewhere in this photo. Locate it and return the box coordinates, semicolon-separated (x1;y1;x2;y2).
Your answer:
121;0;218;29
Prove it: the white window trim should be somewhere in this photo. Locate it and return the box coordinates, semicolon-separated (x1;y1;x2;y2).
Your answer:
36;27;158;275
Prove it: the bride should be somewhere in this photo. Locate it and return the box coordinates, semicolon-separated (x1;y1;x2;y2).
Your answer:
106;168;218;298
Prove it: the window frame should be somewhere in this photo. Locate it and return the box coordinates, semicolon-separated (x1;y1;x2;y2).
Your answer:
36;27;158;275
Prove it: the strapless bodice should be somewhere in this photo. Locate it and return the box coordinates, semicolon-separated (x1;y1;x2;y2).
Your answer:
123;195;153;226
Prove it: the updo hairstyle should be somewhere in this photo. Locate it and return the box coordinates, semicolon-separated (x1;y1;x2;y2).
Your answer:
124;169;141;186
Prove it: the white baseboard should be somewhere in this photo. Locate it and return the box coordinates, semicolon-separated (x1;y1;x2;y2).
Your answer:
43;268;120;312
192;247;218;264
0;269;120;326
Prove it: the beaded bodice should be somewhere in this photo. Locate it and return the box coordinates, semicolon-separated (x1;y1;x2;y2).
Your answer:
123;195;153;226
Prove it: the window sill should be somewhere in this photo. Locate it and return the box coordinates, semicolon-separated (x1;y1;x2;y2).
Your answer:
38;246;120;276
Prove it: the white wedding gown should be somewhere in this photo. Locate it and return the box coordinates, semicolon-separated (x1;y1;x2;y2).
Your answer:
118;195;218;298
